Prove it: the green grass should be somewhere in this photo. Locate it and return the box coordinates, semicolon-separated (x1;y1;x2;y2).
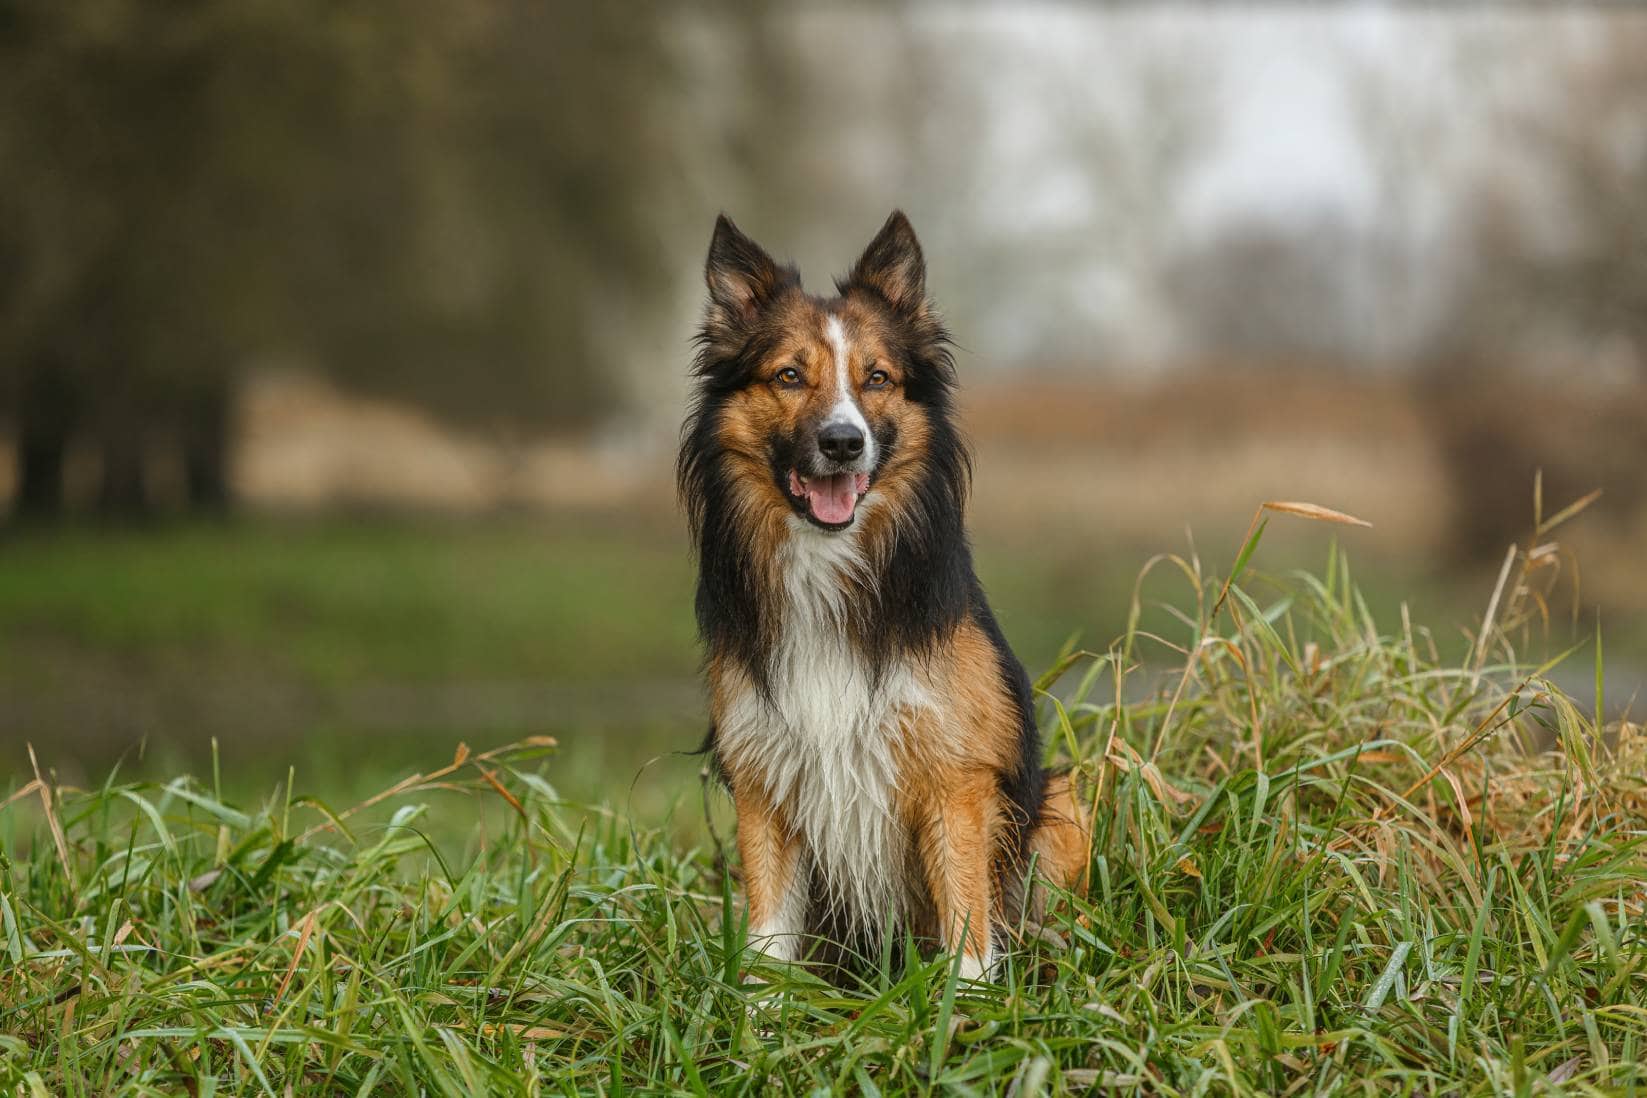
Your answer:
0;517;706;804
0;517;700;686
0;515;1558;793
3;510;1644;1094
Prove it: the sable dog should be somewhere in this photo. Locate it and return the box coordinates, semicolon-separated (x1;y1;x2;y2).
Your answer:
680;211;1088;979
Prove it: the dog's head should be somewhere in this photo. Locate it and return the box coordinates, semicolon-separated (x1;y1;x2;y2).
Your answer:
684;211;958;535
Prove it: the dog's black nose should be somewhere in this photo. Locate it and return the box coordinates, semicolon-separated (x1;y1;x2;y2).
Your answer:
817;422;865;462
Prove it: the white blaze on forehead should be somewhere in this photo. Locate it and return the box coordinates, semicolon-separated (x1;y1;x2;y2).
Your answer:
822;314;875;466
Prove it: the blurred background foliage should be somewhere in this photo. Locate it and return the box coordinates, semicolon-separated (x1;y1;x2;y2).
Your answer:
0;1;676;512
1;3;1644;802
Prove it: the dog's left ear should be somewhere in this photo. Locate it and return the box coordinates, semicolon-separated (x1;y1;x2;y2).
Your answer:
846;210;927;316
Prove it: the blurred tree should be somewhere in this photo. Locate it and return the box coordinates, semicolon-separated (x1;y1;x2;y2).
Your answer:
0;1;678;520
1345;19;1647;561
0;1;343;517
1451;26;1647;371
303;3;678;438
1421;25;1647;560
1161;211;1377;367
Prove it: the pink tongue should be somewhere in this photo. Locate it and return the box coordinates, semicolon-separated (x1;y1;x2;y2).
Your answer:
806;473;858;524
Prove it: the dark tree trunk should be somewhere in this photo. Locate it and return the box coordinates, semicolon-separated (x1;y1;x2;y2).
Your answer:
16;430;66;518
14;356;80;520
181;377;233;514
97;422;151;520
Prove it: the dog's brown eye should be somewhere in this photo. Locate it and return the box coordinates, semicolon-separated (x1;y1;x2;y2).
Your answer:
865;369;891;389
773;366;803;386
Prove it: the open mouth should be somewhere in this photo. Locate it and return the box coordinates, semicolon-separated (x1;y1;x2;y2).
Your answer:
787;470;871;528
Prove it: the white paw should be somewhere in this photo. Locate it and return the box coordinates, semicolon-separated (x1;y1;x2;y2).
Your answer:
957;948;996;983
747;922;800;966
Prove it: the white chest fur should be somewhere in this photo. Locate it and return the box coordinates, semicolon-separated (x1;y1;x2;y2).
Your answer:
716;512;935;930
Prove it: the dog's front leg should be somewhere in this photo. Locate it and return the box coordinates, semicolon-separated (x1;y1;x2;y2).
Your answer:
733;779;807;964
918;773;1000;981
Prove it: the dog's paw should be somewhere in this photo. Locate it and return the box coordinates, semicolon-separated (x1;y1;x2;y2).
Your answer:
956;947;998;984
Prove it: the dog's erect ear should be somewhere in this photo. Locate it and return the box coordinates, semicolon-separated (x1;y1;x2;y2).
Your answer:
846;210;926;316
704;214;783;337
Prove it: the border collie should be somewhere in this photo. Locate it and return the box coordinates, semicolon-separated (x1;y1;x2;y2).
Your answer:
679;211;1088;980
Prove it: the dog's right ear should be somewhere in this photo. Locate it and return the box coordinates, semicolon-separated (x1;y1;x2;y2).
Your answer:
704;214;784;345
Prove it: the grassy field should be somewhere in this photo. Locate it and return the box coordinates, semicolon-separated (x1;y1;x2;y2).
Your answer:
0;517;706;804
0;514;1208;803
2;505;1643;1094
1;511;1601;802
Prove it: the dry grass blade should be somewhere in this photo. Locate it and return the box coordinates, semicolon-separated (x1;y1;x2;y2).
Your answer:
475;1023;573;1040
27;745;72;885
299;741;486;841
1211;498;1370;621
478;765;529;822
1260;500;1373;527
270;906;321;1010
1107;737;1196;807
1537;487;1603;537
2;778;44;812
1329;677;1541;853
1472;544;1519;678
1400;686;1532;803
